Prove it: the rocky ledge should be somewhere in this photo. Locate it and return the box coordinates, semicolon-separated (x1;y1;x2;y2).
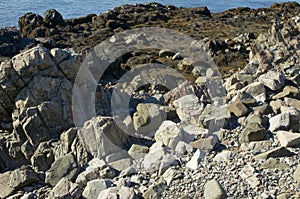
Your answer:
0;2;300;199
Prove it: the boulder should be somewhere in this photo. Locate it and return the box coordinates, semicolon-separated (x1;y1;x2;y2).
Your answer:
75;158;116;186
133;103;167;137
227;100;250;117
18;13;44;38
269;108;300;132
82;179;112;199
213;151;234;162
240;164;260;188
173;94;203;125
154;121;183;149
258;70;285;91
199;104;231;131
44;9;66;27
78;117;133;160
0;171;14;198
204;179;227;199
45;153;79;186
47;178;82;199
140;142;179;174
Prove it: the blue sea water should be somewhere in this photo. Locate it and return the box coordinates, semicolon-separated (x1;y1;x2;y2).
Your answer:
0;0;299;28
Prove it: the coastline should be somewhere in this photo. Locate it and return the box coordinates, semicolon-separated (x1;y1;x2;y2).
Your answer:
0;2;300;198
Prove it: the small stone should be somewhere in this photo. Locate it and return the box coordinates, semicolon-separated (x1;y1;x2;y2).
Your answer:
204;179;227;199
276;131;300;147
254;147;295;160
293;164;300;183
128;144;149;161
189;136;218;151
239;123;267;143
186;149;205;170
213;151;234;162
143;181;167;199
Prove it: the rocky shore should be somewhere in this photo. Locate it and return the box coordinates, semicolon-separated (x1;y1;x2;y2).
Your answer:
0;2;300;199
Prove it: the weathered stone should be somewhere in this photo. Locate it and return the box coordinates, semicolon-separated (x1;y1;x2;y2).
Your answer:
154;121;183;149
199;104;231;131
258;70;285;91
82;179;112;199
50;48;70;63
240;164;260;188
78;117;133;160
293;164;300;183
254;147;295;160
276;131;300;147
227;100;249;117
97;187;119;199
143;181;167;199
284;97;300;109
269;108;300;132
173;94;203;126
270;100;285;114
260;158;289;169
9;167;39;190
106;151;134;171
11;47;55;81
272;86;299;99
241;82;266;98
204;179;227;199
31;142;54;172
133;103;167;137
45;153;79;186
189;136;218;151
140;142;178;174
175;141;194;156
213;151;234;162
47;178;82;199
186;149;205;170
162;167;183;186
239;123;267;143
128;144;149;161
44;9;66;27
0;171;14;199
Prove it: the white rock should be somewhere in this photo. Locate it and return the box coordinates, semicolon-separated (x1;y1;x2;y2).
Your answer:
173;94;203;126
154;121;183;149
186;149;205;170
276;131;300;147
83;179;112;199
175;141;194;155
213;151;234;162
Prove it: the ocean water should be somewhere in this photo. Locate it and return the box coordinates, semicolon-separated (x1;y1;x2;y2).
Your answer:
0;0;299;28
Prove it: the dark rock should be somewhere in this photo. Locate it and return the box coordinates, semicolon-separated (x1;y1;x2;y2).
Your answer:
45;153;79;186
44;9;66;27
18;13;44;38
